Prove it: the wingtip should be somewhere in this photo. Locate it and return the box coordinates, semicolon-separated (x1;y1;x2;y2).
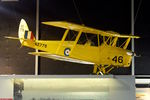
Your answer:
135;36;140;39
41;22;46;24
41;22;50;25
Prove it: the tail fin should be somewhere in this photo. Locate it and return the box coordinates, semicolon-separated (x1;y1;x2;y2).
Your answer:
18;19;35;43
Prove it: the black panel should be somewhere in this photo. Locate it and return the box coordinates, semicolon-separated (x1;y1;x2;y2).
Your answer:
136;84;150;88
135;0;150;75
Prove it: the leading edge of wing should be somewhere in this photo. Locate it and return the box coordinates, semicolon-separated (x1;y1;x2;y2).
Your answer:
42;21;140;39
29;52;94;65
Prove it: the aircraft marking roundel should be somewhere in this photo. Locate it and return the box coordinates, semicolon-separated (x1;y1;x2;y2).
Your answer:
64;48;71;56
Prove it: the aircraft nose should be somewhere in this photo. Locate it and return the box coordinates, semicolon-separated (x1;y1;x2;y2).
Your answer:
126;52;136;56
127;52;141;57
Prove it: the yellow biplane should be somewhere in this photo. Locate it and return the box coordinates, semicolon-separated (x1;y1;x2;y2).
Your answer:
6;19;140;75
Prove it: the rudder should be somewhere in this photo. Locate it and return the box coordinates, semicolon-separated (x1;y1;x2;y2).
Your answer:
18;19;35;43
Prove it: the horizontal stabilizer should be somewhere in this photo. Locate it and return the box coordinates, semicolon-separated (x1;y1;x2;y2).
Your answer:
5;36;21;40
5;36;27;40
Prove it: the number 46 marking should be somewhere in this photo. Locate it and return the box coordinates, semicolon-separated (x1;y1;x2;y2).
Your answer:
112;56;123;63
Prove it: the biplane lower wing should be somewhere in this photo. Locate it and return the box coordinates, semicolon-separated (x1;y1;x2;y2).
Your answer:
29;52;94;65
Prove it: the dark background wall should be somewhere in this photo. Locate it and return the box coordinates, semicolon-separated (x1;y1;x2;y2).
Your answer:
0;0;36;74
0;0;147;75
135;0;150;75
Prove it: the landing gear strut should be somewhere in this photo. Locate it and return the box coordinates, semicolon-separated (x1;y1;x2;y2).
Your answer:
93;64;114;75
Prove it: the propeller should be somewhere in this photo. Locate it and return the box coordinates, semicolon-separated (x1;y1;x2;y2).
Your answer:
127;52;141;57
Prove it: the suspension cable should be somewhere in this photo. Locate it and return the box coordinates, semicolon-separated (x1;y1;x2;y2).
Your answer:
73;0;89;41
134;0;142;24
72;0;84;25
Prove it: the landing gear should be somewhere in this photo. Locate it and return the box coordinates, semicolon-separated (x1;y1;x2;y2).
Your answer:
93;64;114;75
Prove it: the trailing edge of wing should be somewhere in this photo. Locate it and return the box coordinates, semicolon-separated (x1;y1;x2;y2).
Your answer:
42;21;140;38
106;33;140;38
106;31;140;38
29;52;94;65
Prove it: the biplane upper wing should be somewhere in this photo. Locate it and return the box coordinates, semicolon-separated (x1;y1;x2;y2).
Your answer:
29;52;94;65
42;21;140;38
